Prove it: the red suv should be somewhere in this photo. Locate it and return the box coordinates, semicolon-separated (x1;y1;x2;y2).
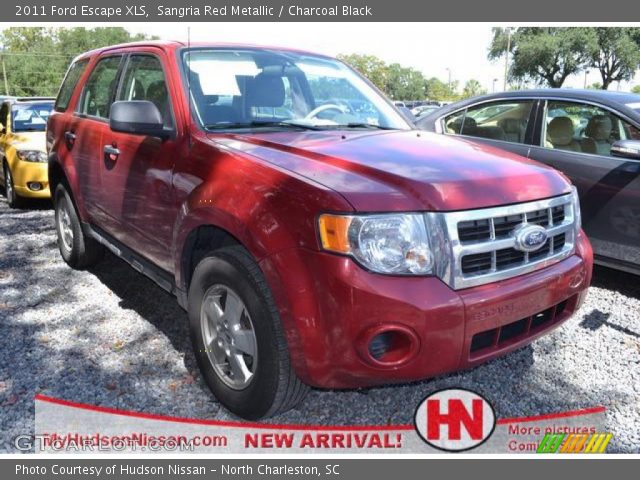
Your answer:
47;41;593;419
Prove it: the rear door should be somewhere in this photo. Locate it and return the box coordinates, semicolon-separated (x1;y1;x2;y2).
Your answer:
437;98;539;159
528;98;640;270
69;55;124;226
97;49;182;271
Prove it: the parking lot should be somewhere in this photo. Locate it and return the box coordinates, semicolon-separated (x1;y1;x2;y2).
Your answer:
0;199;638;453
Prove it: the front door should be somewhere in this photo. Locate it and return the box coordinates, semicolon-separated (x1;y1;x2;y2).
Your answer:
529;99;640;270
97;51;181;272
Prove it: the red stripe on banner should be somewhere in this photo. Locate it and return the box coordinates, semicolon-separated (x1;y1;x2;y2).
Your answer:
496;406;606;424
34;393;605;431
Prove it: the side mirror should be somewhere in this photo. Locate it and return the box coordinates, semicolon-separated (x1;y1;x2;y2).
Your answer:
109;101;168;138
610;139;640;160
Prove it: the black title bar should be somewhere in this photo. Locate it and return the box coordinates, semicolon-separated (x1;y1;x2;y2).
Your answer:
6;0;640;22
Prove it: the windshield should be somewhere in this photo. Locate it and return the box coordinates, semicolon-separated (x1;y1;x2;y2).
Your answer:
11;102;53;132
181;49;411;131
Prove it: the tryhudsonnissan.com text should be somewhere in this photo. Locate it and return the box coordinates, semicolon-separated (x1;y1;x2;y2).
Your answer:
17;5;373;18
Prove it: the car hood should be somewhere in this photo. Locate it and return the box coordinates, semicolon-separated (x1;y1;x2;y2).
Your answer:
8;131;46;151
208;129;571;212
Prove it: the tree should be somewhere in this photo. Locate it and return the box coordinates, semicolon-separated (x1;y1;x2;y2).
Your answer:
489;27;595;88
0;28;62;96
337;53;389;92
461;79;487;99
0;27;156;96
632;85;640;94
424;77;457;101
385;63;426;100
588;28;640;90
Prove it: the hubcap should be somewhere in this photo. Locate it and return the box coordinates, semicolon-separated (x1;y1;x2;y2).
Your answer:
57;201;74;251
200;285;258;390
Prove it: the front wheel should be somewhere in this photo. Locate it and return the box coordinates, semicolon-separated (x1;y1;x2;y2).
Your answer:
188;245;309;419
3;163;22;209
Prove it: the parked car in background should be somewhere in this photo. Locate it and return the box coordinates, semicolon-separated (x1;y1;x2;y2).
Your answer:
417;89;640;275
0;97;55;207
412;104;441;121
47;42;592;419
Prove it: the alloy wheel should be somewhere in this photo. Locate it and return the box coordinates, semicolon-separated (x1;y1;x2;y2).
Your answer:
57;200;74;251
200;284;258;390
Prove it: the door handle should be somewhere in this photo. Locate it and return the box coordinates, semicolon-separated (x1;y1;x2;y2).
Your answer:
103;144;120;161
64;131;76;148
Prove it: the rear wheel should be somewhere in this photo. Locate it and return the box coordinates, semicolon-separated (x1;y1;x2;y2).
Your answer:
3;163;23;209
188;245;309;419
54;183;104;269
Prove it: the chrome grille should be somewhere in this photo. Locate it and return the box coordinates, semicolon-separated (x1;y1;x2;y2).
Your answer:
437;194;576;290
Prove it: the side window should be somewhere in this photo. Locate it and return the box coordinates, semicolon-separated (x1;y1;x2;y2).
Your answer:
117;55;173;128
443;101;534;144
55;59;89;112
78;56;122;119
543;101;640;156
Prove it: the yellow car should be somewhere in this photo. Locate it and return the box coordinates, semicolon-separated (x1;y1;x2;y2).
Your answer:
0;97;55;208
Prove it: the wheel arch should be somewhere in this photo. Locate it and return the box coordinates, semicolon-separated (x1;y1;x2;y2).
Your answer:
47;153;88;220
178;222;243;294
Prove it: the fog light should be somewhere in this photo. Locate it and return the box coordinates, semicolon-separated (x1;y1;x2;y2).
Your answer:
359;325;420;367
27;182;43;191
368;332;394;360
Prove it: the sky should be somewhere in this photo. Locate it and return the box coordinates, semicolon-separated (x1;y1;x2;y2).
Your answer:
126;23;639;93
3;23;638;93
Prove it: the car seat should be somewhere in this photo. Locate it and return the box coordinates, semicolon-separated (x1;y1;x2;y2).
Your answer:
499;118;526;143
582;114;613;156
546;116;581;152
188;70;240;125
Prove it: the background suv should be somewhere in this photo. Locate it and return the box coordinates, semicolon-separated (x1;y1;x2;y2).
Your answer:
47;42;593;419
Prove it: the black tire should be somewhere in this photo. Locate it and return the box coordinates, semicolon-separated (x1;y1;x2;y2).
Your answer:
53;183;104;269
188;245;309;419
3;162;23;209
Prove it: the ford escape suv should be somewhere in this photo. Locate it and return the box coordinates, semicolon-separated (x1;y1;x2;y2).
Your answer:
47;41;593;419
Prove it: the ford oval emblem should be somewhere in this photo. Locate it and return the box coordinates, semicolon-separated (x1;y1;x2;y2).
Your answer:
513;224;548;252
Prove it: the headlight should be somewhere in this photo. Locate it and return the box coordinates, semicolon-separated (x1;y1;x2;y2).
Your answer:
318;213;434;274
571;186;582;232
16;150;47;163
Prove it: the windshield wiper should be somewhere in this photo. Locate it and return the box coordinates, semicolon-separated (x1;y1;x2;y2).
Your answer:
327;123;396;130
204;120;322;131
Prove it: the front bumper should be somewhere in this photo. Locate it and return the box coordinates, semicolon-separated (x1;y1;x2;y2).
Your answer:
11;159;50;199
260;229;593;388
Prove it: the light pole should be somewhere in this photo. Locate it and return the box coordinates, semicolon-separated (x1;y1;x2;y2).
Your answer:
492;78;498;93
584;70;589;89
446;68;451;92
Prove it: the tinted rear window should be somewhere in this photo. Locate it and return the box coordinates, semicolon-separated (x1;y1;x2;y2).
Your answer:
55;59;89;112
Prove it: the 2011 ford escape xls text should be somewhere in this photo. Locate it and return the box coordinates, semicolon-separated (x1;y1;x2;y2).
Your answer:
47;41;593;419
